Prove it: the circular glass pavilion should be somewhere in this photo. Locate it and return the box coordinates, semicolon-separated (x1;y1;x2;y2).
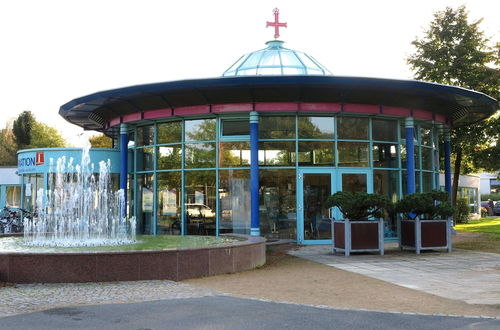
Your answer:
59;40;497;244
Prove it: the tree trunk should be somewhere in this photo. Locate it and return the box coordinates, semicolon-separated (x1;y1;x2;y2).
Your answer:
452;148;462;206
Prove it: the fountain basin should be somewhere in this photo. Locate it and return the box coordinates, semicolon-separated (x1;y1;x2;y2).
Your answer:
0;234;265;283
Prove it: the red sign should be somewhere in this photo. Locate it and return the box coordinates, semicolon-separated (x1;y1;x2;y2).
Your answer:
36;152;44;165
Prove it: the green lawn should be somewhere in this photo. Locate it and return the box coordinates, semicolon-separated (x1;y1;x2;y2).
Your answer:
455;217;500;235
454;217;500;253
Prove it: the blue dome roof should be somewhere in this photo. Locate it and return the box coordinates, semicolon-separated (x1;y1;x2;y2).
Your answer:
222;40;332;76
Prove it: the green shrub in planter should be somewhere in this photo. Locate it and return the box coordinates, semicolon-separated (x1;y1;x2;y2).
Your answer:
394;190;454;220
325;192;392;220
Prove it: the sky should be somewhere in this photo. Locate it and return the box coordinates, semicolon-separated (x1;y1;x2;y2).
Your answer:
0;0;498;147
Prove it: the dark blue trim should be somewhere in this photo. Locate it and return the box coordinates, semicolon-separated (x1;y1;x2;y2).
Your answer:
444;140;452;199
120;132;128;216
405;127;415;194
59;75;497;131
250;121;260;236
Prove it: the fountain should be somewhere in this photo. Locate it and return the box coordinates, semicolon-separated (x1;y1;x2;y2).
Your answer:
0;145;265;284
23;144;136;247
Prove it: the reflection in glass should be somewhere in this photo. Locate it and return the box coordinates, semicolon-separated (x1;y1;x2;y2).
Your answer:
137;147;154;171
6;186;20;208
222;120;249;136
157;172;181;234
415;148;421;170
259;116;295;139
420;126;433;146
137;173;154;235
298;117;334;139
373;143;398;168
341;173;367;193
374;170;400;238
137;125;154;146
219;170;250;234
157;121;182;144
297;142;334;166
185;143;216;168
422;171;433;192
185;119;216;141
338;142;369;167
219;142;250;167
158;145;182;169
421;147;433;170
184;170;216;235
337;117;368;140
303;173;332;240
259;141;295;166
372;119;398;141
259;169;296;239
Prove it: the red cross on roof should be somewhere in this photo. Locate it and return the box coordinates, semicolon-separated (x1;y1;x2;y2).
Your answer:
266;8;287;39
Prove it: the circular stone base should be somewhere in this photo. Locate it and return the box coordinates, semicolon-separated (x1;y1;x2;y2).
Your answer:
0;234;265;284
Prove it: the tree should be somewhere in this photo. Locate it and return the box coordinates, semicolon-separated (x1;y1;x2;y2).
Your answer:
89;134;113;148
12;111;36;148
407;6;499;204
27;121;66;148
0;121;17;165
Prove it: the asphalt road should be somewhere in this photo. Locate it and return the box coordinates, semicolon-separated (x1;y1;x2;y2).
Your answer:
0;296;498;330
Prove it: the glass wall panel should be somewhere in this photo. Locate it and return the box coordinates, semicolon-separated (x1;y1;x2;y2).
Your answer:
373;143;398;168
372;119;398;141
185;143;216;168
219;170;250;234
137;147;154;171
422;171;434;192
157;172;182;235
259;141;295;166
137;173;154;235
338;142;369;167
298;117;334;139
222;120;249;136
414;148;421;170
184;170;216;235
219;142;250;167
421;147;433;170
420;126;433;146
127;174;134;218
157;145;182;169
185;119;216;141
342;173;367;193
22;174;43;212
137;125;154;146
259;169;296;239
128;131;135;149
374;170;400;238
259;116;295;139
157;121;182;144
337;117;368;140
297;141;334;166
6;186;20;208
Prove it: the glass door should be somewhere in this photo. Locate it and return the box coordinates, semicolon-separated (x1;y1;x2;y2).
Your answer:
297;169;335;244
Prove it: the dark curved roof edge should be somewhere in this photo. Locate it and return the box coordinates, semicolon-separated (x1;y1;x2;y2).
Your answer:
59;75;498;131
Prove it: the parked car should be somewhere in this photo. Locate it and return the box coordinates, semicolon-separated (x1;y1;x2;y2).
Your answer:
185;203;215;219
493;202;500;216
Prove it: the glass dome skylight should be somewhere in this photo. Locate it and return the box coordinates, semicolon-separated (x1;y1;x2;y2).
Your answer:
222;40;332;76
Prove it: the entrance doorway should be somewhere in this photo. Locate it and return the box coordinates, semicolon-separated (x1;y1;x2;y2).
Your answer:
297;169;372;244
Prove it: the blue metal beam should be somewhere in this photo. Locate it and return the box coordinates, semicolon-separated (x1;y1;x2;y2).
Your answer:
250;111;260;236
444;129;452;199
119;123;128;217
405;118;415;195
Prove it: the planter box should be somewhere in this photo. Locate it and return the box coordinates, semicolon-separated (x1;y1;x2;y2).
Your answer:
331;219;384;256
399;219;452;254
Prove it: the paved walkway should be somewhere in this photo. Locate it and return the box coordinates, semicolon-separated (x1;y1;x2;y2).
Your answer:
0;281;217;318
289;245;500;305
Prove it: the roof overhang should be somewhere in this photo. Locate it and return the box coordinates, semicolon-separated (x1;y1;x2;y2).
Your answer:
59;75;498;131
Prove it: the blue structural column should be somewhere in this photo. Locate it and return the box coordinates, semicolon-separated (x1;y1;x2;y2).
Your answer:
444;128;452;199
250;111;260;236
119;123;128;216
405;117;416;194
